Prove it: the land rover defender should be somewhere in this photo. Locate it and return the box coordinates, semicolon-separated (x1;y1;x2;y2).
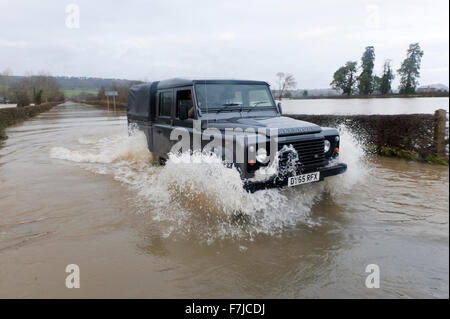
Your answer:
127;79;347;192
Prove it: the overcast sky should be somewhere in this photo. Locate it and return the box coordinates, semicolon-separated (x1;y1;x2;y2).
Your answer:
0;0;448;88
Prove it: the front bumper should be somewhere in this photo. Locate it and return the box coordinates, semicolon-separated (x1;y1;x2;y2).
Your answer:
243;162;347;193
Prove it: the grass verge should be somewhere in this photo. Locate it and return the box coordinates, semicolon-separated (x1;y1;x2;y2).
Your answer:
0;102;62;141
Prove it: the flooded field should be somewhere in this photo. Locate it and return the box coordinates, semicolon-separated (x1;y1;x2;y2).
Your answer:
0;101;448;298
281;97;449;115
0;104;17;109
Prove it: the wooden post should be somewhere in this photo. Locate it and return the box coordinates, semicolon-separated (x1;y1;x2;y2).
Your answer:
433;109;447;157
113;95;116;112
107;96;110;111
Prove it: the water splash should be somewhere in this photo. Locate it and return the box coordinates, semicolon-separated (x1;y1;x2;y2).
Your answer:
324;125;371;194
50;131;153;164
49;126;369;242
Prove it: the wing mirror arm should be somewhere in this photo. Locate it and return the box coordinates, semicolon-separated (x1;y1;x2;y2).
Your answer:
277;102;283;115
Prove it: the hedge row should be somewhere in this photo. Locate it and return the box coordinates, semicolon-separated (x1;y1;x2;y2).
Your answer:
286;113;444;162
0;102;62;140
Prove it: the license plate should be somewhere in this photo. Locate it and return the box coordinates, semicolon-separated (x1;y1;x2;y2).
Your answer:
287;172;320;187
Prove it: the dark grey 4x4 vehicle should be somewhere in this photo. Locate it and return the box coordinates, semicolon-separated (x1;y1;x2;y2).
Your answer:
127;79;346;192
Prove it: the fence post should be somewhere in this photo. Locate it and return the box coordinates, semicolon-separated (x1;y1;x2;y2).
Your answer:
433;109;447;157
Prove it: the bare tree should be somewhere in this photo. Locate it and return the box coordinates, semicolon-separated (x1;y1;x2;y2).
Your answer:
9;72;64;106
30;73;65;103
276;72;297;100
0;68;12;101
10;78;31;107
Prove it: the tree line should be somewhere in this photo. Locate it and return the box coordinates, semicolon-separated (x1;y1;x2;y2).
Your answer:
275;42;426;99
0;71;65;106
330;43;424;96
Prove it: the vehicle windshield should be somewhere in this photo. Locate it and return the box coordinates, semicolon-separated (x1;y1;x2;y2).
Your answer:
194;83;275;111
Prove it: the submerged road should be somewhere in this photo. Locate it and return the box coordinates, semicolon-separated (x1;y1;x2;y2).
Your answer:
0;102;448;298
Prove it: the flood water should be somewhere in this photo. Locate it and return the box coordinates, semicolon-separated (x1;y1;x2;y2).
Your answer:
0;101;448;298
0;104;17;109
281;97;449;115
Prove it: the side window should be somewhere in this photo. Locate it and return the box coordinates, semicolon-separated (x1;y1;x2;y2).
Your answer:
176;89;194;119
159;91;172;117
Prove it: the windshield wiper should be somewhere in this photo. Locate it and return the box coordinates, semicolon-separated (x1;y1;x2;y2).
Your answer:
251;101;270;106
222;103;241;106
216;103;242;113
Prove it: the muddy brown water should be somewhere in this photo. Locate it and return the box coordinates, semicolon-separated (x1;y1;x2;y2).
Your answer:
0;102;448;298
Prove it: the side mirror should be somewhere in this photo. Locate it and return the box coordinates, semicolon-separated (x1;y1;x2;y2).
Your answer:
179;103;189;120
277;102;283;114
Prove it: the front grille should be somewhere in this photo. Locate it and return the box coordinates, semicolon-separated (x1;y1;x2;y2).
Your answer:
278;138;325;168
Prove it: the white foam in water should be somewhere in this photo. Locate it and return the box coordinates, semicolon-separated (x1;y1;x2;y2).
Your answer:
324;125;371;194
77;136;99;145
51;131;152;164
49;126;369;242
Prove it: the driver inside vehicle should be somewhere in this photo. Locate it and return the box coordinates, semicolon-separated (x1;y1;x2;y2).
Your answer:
178;91;195;118
187;92;194;118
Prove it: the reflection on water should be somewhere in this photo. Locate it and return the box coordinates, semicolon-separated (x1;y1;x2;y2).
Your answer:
0;101;448;298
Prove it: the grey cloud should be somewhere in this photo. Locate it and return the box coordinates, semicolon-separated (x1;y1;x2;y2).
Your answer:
0;0;448;87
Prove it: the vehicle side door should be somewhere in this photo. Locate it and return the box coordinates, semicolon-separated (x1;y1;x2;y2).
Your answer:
173;87;197;151
152;89;174;158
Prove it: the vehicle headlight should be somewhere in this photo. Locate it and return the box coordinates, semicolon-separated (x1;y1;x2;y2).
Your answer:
256;148;268;163
324;140;331;153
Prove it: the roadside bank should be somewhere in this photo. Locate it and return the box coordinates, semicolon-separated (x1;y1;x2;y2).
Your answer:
0;102;62;140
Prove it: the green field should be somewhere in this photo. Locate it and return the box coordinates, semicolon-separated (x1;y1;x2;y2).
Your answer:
63;89;98;98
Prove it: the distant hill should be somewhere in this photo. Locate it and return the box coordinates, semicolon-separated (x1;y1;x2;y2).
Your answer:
5;75;140;91
272;88;340;98
417;83;449;92
294;88;340;97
